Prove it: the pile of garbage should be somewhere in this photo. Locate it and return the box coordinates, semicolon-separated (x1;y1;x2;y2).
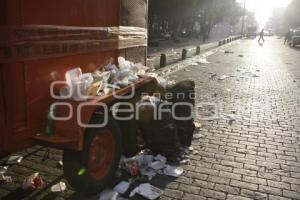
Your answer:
61;57;166;101
100;151;185;200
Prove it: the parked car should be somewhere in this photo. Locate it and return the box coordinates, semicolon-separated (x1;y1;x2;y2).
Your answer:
289;29;300;47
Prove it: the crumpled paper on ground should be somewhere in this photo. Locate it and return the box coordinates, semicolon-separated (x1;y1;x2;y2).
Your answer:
129;183;163;200
51;182;66;192
113;181;130;194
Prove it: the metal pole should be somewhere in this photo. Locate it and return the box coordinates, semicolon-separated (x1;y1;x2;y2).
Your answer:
241;0;247;35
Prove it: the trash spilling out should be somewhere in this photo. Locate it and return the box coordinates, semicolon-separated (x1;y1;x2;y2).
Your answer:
130;183;163;200
51;181;66;192
6;155;23;164
22;172;44;190
60;57;166;101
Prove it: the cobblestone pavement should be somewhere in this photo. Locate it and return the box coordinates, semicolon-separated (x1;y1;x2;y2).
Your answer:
147;41;218;69
1;37;300;200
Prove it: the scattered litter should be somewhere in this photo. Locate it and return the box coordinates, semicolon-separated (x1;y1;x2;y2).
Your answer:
193;134;203;139
149;161;165;170
77;168;86;176
193;150;199;155
0;174;12;183
196;58;209;64
224;114;236;125
194;122;202;129
113;181;130;194
130;183;163;200
218;75;229;80
209;74;217;79
22;172;44;190
57;160;63;168
168;80;176;86
163;165;184;177
130;161;139;177
226;89;232;92
140;167;157;180
6;155;23;164
51;182;66;192
224;50;234;54
238;54;244;57
99;189;119;200
188;147;194;151
179;159;190;164
184;69;191;72
0;166;8;174
0;166;12;183
154;154;167;164
189;63;199;66
248;73;259;78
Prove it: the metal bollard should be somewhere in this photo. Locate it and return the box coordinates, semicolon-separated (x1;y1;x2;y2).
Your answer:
160;54;166;68
223;40;226;44
219;41;222;46
182;49;187;60
196;46;201;55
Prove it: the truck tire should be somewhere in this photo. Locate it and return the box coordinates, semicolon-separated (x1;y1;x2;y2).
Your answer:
63;115;122;194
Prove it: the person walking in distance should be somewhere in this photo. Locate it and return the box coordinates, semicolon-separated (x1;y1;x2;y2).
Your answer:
284;30;291;45
258;29;265;43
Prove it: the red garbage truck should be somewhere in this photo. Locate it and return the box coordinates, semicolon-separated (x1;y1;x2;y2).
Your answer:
0;0;164;193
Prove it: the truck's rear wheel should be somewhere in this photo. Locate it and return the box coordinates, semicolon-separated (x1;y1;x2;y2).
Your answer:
63;116;122;194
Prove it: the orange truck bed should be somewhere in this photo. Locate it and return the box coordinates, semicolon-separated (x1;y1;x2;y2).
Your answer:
0;0;148;153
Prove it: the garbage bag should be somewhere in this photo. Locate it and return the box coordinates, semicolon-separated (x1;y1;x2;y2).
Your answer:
137;98;180;154
165;80;196;146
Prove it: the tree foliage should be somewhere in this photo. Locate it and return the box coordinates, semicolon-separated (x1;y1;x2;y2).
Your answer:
285;0;300;28
148;0;244;37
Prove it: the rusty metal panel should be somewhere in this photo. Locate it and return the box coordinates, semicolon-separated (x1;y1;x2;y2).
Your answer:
0;66;4;128
0;64;5;128
20;0;120;27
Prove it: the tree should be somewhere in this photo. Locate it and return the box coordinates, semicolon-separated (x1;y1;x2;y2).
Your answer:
148;0;244;39
285;0;300;28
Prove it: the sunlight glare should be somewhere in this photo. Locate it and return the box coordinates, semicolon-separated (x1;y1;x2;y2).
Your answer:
241;0;292;29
